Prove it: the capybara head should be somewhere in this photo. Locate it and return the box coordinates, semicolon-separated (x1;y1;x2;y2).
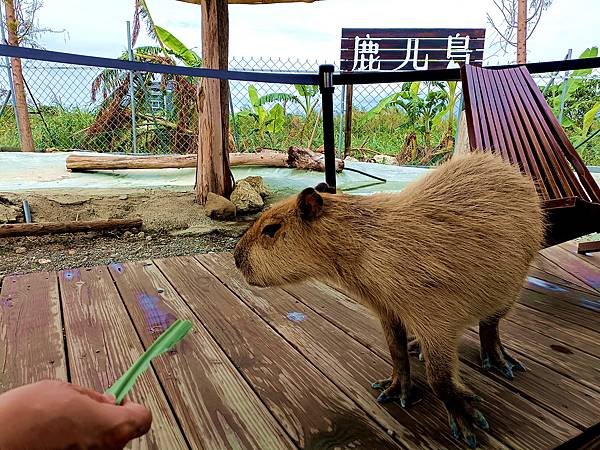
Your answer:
234;183;333;287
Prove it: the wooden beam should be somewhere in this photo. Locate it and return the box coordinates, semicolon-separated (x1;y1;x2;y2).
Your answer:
0;219;142;237
343;84;353;158
577;241;600;254
197;0;232;204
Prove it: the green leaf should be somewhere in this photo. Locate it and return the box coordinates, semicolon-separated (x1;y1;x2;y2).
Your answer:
572;47;598;78
582;101;600;136
294;84;319;98
248;85;260;109
258;92;300;106
409;81;420;98
366;93;400;119
266;104;285;134
155;25;201;67
106;319;193;404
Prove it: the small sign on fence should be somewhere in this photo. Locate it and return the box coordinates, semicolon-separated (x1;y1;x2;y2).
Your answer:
340;28;486;72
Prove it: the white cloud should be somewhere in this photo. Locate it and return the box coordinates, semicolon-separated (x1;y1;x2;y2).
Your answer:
35;0;599;64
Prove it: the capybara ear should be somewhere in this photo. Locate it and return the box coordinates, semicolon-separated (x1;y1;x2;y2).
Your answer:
315;182;330;193
297;187;324;221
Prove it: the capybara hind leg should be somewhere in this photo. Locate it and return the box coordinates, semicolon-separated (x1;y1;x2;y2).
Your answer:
407;336;424;361
372;316;420;407
422;340;488;449
479;315;525;380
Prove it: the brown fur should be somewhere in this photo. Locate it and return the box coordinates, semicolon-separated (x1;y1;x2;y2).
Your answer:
234;151;545;443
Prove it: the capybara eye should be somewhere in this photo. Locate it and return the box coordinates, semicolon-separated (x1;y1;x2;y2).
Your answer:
262;223;282;238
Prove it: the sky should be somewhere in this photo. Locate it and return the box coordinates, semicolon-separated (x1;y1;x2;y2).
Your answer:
36;0;599;65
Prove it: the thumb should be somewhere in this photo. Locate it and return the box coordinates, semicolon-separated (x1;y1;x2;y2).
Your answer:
118;402;153;438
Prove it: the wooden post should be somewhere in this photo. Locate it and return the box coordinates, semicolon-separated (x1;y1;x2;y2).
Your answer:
343;84;353;158
3;0;34;152
196;0;232;204
517;0;527;64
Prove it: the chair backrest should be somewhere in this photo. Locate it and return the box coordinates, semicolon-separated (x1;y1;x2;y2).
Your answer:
460;64;600;206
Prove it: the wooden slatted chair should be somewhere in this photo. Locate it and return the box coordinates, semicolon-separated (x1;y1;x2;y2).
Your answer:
460;64;600;247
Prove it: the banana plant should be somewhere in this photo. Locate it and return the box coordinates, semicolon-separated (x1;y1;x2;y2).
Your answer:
545;47;598;120
238;85;287;145
366;81;447;161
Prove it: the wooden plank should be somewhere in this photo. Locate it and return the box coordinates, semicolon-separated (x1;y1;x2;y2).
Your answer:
577;240;600;254
458;331;600;431
492;317;600;392
526;267;596;296
58;267;188;450
519;287;600;331
481;67;519;165
519;66;600;203
561;240;600;269
540;245;600;293
478;69;508;160
197;254;473;450
511;68;583;200
155;256;401;449
530;253;599;295
281;279;580;448
506;304;600;358
494;68;546;195
108;261;295;450
461;65;484;149
284;281;600;428
504;68;567;199
0;272;67;392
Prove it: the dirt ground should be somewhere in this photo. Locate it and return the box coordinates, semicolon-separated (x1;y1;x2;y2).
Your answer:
0;189;259;277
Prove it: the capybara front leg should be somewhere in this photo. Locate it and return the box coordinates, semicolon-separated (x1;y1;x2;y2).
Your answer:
372;315;419;407
479;315;525;380
423;340;488;448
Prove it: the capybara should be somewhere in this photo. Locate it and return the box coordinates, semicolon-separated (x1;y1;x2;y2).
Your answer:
234;151;545;447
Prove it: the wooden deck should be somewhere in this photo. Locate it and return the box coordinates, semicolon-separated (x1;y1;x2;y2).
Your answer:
1;240;599;449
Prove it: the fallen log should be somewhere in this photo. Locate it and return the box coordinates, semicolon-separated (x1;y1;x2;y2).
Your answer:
288;146;344;172
0;218;143;238
65;147;344;173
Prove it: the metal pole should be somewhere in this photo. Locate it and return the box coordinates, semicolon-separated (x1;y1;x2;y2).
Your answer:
558;48;572;125
126;21;137;153
0;2;21;147
337;84;346;158
319;64;336;192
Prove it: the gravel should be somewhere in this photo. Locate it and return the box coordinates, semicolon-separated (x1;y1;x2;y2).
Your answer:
0;230;239;278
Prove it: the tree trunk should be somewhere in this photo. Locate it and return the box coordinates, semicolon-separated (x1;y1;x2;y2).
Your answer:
517;0;527;64
196;0;232;204
3;0;34;152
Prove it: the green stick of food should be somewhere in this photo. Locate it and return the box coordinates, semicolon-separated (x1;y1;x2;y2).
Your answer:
106;319;193;404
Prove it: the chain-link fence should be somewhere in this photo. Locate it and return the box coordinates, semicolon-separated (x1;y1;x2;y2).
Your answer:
0;56;598;166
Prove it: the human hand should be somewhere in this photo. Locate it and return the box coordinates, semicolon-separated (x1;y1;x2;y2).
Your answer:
0;380;152;450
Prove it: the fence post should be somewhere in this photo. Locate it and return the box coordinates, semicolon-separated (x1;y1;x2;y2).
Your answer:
558;48;572;125
337;84;345;158
0;2;21;147
344;84;353;158
228;81;240;152
126;21;137;153
319;64;336;192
